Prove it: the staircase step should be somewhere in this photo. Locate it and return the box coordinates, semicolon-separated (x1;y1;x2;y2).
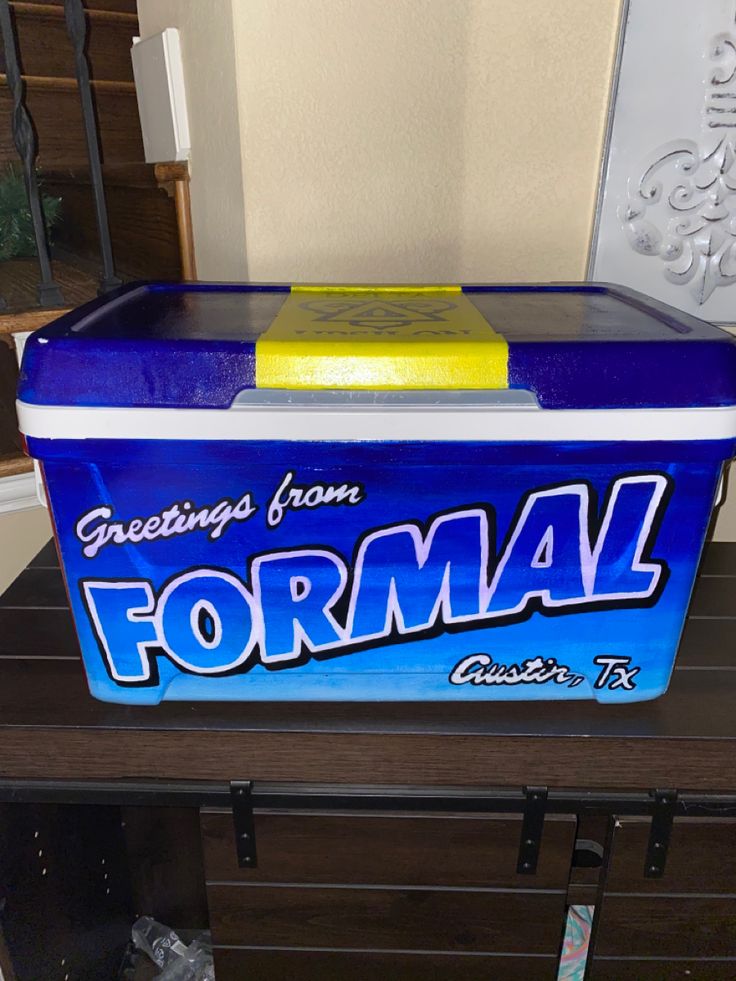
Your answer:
0;73;135;92
0;257;96;318
44;177;181;281
18;0;137;14
0;76;143;165
41;162;160;188
3;2;137;81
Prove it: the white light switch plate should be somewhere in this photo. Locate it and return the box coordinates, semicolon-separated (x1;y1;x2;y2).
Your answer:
131;28;190;163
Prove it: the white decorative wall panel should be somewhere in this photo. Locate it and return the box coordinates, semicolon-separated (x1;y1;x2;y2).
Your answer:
591;0;736;323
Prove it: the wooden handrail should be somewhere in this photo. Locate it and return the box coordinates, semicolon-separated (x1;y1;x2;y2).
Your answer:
155;161;197;281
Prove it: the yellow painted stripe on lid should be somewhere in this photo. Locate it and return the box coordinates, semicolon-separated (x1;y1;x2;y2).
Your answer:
256;285;508;390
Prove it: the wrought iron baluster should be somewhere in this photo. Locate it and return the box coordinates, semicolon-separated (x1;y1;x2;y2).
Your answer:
63;0;121;293
0;0;63;307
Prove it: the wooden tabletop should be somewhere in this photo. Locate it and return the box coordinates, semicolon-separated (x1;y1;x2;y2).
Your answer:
0;539;733;791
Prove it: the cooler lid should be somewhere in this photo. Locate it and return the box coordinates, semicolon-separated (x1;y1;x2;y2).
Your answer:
17;282;736;411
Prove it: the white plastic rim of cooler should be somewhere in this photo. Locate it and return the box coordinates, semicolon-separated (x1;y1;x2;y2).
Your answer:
16;389;736;443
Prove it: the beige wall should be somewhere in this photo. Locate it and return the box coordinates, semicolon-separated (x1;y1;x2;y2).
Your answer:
232;0;621;283
136;0;736;539
0;507;52;595
138;0;621;283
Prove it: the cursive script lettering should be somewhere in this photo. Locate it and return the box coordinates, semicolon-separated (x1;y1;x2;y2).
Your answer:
267;471;365;528
449;653;585;688
79;473;669;683
76;493;258;559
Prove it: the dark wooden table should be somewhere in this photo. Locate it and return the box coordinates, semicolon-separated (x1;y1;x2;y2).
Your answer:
0;539;733;790
0;540;733;980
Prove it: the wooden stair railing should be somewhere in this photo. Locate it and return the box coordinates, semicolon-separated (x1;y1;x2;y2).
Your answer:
0;0;195;479
0;0;62;307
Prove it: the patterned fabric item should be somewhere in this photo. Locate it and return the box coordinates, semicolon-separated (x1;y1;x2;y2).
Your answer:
558;905;594;980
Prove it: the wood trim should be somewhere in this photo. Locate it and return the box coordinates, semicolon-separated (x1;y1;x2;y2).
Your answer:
155;162;197;280
174;177;197;280
0;729;734;788
0;454;33;478
0;74;136;93
10;1;138;24
154;162;190;184
0;309;71;335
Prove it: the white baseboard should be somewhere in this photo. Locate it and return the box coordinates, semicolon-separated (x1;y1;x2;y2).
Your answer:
0;471;43;514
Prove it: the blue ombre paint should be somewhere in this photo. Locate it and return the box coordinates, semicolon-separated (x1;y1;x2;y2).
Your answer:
19;282;736;704
31;436;731;704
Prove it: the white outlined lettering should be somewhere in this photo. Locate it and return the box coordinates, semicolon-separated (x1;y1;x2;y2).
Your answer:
266;471;365;529
81;580;157;683
449;653;585;688
75;492;258;558
79;473;672;683
250;549;349;663
155;569;258;675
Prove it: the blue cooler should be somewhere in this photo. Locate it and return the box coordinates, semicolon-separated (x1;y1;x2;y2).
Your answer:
16;282;736;705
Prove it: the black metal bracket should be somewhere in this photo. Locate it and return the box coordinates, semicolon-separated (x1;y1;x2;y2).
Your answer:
230;780;257;869
0;780;732;820
517;785;548;874
0;776;733;886
644;788;677;878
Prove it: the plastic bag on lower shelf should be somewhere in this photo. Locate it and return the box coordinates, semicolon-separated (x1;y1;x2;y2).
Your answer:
131;916;214;981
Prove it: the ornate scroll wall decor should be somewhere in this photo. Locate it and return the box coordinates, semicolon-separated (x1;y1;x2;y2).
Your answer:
591;0;736;323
